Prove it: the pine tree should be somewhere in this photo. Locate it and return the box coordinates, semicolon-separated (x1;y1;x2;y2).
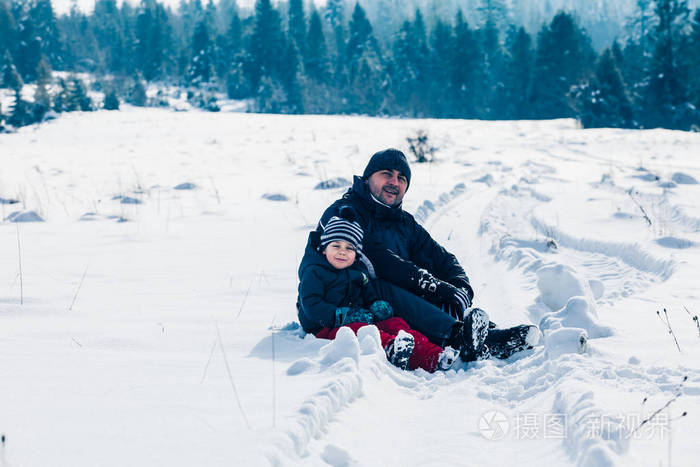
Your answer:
65;76;93;111
325;0;347;88
32;80;51;122
249;0;284;90
92;0;127;73
135;0;173;81
502;26;533;119
345;2;385;114
59;3;99;72
30;0;62;69
643;0;691;129
288;0;305;57
1;48;21;89
304;8;329;84
428;18;454;117
15;3;42;81
451;11;481;118
129;73;147;106
0;0;16;60
530;12;594;119
689;9;700;114
279;37;303;113
104;88;120;110
8;88;30;127
187;17;214;84
573;48;634;128
53;77;67;112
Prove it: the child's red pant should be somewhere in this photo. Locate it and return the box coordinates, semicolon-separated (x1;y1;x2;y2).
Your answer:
315;317;445;372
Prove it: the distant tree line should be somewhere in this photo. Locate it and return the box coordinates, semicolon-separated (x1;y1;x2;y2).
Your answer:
1;0;698;131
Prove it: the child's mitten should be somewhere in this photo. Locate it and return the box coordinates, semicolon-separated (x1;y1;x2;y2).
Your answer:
369;300;394;322
335;306;374;327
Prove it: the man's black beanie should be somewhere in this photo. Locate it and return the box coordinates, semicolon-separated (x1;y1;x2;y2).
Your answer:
361;148;411;188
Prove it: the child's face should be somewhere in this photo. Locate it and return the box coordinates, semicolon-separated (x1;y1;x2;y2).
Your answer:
323;240;357;269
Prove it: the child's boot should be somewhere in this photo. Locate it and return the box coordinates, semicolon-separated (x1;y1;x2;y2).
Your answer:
386;330;415;370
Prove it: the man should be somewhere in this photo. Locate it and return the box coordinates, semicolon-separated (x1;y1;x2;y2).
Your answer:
302;148;538;361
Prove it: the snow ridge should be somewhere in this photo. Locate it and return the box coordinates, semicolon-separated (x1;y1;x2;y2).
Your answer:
267;327;370;464
530;215;677;280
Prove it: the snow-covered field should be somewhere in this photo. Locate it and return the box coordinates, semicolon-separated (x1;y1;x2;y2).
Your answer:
1;109;700;466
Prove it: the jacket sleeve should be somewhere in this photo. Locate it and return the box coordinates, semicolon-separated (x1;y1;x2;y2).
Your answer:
298;266;339;329
409;221;473;291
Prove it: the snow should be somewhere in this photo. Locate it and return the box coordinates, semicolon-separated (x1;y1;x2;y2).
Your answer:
2;108;700;466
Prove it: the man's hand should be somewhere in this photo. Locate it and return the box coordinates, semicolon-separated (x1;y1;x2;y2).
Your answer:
418;269;473;319
435;282;471;312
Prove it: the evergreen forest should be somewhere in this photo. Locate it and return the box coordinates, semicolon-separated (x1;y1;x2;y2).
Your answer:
1;0;699;131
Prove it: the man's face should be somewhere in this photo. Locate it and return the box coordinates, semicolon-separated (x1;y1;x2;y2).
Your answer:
366;169;408;207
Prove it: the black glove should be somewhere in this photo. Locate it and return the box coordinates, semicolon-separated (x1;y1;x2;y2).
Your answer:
417;269;472;316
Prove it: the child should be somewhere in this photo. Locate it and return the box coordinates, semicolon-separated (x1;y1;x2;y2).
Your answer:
296;208;463;372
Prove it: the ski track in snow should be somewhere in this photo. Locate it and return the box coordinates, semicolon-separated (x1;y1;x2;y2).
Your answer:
277;155;698;466
3;112;700;467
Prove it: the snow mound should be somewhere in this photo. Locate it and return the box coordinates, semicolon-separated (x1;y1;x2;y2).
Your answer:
322;444;356;466
262;193;288;201
413;182;466;223
554;389;629;466
655;236;696;249
314;177;351;190
473;174;494;186
544;327;588;358
357;325;382;355
633;172;659;182
536;264;595;311
319;327;360;367
4;210;44;222
271;331;364;462
540;295;613;339
79;212;127;222
173;182;197;190
113;195;141;204
671;172;698;184
588;279;604;299
531;216;676;280
537;265;613;338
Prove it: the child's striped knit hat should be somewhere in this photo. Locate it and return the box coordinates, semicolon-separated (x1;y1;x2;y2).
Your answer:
320;207;363;251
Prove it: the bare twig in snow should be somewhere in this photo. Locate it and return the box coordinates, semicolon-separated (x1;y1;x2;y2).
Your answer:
236;280;253;318
271;314;277;428
16;223;23;305
68;265;89;311
216;324;251;430
200;336;218;384
656;308;682;352
683;306;700;338
632;376;688;437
